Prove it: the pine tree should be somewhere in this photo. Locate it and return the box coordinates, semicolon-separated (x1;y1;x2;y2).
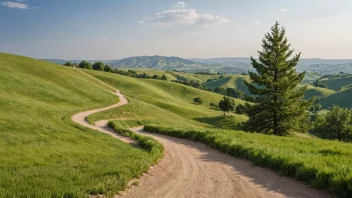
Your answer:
244;22;314;135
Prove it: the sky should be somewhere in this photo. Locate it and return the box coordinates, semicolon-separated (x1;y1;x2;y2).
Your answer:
1;0;352;60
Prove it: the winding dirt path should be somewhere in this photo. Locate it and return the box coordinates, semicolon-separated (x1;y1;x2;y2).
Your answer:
72;70;331;198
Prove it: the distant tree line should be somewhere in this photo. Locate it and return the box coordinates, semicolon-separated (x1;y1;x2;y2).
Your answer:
63;61;167;81
193;72;221;75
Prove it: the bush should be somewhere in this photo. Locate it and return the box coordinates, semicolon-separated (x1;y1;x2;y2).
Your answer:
104;65;112;72
144;125;352;198
92;62;105;71
193;97;203;104
161;75;167;81
235;104;246;114
209;102;218;108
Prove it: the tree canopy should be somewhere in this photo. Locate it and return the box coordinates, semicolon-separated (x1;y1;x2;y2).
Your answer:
313;106;352;141
244;22;314;135
218;96;235;112
92;62;105;71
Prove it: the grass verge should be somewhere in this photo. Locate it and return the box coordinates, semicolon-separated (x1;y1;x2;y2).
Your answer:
108;121;163;159
144;125;352;198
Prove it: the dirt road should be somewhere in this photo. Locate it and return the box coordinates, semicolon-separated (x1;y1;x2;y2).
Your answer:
72;70;331;198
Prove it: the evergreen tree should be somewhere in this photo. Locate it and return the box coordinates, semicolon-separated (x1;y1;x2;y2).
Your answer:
244;22;314;135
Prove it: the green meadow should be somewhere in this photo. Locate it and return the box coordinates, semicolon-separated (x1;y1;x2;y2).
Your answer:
0;53;161;197
2;52;352;197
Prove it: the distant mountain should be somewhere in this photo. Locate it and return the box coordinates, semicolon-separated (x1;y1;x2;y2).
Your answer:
110;55;207;70
42;56;352;76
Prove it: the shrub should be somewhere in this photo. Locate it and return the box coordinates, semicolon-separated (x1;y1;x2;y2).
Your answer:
193;97;203;104
161;75;167;81
209;102;218;108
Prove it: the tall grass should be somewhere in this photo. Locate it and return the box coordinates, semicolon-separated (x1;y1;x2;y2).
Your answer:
144;125;352;198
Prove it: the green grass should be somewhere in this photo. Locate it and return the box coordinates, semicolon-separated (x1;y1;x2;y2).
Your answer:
203;75;335;100
121;68;219;83
0;53;164;197
203;75;252;95
302;71;322;83
144;125;352;198
85;70;249;128
319;75;352;90
321;88;352;108
300;84;336;100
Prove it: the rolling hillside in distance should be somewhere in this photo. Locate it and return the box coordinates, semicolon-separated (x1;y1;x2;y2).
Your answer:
42;56;352;76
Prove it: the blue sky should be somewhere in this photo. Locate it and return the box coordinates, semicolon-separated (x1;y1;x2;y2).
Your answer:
1;0;352;59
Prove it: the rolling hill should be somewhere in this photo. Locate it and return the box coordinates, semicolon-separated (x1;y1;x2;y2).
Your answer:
0;53;163;197
321;88;352;109
203;74;335;100
1;53;250;196
317;74;352;90
203;75;252;95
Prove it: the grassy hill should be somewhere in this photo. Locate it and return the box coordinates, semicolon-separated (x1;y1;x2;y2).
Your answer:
300;84;336;100
318;74;352;90
0;53;164;197
321;88;352;108
85;70;249;129
203;74;335;100
203;75;251;95
122;69;220;83
302;71;322;83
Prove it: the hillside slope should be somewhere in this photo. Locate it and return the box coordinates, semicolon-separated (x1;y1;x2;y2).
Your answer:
318;74;352;90
0;53;158;197
85;70;249;130
321;88;352;108
203;75;251;95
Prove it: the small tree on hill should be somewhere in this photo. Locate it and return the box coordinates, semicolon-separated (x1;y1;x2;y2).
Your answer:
244;22;314;135
219;96;235;114
79;61;93;70
193;97;203;104
92;62;105;71
313;106;352;141
152;74;160;79
161;75;167;81
235;104;246;114
64;61;74;67
104;65;112;72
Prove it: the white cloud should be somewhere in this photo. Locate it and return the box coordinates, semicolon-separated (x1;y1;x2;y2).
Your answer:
1;1;28;9
176;2;186;8
144;9;231;27
280;8;288;12
253;20;261;24
138;20;144;24
100;36;108;39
